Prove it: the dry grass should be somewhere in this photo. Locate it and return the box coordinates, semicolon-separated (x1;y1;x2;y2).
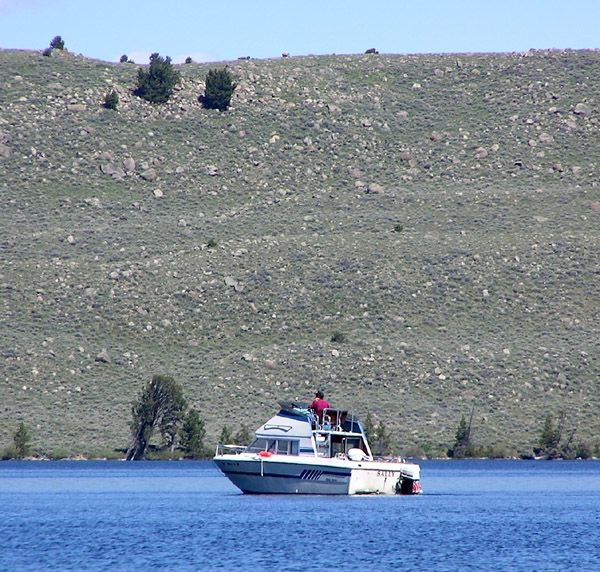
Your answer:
0;48;599;456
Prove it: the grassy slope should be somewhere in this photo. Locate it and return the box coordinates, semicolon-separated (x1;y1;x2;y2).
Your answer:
0;48;598;456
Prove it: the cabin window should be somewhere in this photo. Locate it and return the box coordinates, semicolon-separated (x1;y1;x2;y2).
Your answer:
276;439;300;455
246;438;268;452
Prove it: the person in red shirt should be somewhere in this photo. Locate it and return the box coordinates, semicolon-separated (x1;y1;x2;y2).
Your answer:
309;390;330;420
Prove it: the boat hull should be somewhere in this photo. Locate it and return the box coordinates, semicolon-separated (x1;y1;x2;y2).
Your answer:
214;454;420;495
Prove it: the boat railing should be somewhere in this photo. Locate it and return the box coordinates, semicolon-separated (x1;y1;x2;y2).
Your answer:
215;443;246;456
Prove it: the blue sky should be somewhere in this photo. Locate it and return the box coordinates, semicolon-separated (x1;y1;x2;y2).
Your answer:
0;0;598;64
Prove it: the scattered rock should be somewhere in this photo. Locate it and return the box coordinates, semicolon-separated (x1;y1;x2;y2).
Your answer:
153;188;164;198
0;143;11;159
95;349;111;364
224;276;244;292
573;102;591;116
100;163;125;179
366;182;384;194
67;103;86;112
123;157;136;172
140;168;157;181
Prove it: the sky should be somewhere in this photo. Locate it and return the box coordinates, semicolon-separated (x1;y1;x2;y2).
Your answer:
0;0;598;64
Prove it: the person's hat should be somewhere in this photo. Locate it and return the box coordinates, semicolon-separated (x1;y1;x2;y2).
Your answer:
315;390;324;398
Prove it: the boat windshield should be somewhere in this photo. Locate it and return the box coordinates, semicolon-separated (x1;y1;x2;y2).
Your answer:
246;437;300;456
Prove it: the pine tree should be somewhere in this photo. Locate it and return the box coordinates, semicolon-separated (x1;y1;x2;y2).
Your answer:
180;408;206;458
450;414;470;458
134;53;180;104
14;422;32;459
363;412;375;441
201;67;237;111
537;414;562;458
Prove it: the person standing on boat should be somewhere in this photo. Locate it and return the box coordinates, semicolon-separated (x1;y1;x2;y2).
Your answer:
309;390;330;421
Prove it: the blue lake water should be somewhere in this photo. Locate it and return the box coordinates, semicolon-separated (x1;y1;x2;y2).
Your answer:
1;459;599;571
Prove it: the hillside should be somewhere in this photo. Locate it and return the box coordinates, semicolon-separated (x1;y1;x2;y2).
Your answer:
0;47;599;457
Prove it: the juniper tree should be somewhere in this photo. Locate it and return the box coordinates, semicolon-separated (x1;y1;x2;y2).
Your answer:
201;67;237;111
49;36;65;50
126;375;186;460
103;90;119;110
134;53;180;104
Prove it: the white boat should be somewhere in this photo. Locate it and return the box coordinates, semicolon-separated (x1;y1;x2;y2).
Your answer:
213;401;421;495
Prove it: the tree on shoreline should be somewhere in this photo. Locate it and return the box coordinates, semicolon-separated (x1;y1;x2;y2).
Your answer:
14;422;32;459
179;408;206;458
126;375;186;460
448;407;475;458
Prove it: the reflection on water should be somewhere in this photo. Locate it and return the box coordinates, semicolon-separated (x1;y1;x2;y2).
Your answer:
1;460;599;571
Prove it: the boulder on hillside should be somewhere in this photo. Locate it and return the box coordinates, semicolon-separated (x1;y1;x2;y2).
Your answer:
140;168;157;181
366;182;384;194
95;349;111;364
100;163;125;179
123;157;136;172
0;143;11;159
573;102;591;116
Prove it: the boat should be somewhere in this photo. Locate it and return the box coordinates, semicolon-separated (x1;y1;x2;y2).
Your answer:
213;401;421;495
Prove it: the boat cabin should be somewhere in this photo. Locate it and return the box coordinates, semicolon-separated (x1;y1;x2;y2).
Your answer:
244;402;373;460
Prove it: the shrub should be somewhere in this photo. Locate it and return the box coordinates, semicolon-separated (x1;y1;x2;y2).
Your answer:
233;424;252;445
134;53;180;104
393;223;404;232
103;90;119;110
119;54;129;63
201;67;237;111
1;446;18;460
185;56;193;64
219;425;233;444
50;36;65;50
48;448;70;460
42;48;53;57
372;421;393;456
331;331;346;343
207;238;217;248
